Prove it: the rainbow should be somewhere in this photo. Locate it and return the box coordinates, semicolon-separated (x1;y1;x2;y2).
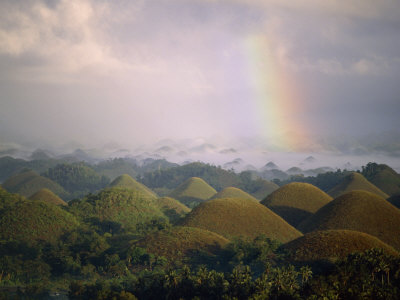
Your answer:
244;34;312;151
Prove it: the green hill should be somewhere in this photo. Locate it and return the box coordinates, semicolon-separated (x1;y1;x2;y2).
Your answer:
0;186;26;210
0;200;79;244
29;188;67;206
168;177;217;207
2;170;68;198
179;197;302;242
327;172;389;199
154;197;191;223
211;187;257;202
298;190;400;250
68;187;166;232
261;182;333;227
283;229;398;263
134;226;229;261
109;174;157;199
251;180;279;200
361;162;400;196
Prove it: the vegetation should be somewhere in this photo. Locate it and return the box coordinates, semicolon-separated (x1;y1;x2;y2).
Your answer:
154;197;190;223
361;162;400;196
327;172;389;198
109;174;157;199
298;190;400;250
261;182;332;227
29;188;67;206
180;197;302;242
168;177;217;208
210;186;257;201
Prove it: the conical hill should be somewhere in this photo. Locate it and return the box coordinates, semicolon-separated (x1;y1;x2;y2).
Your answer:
179;197;302;242
252;180;279;200
298;190;400;250
29;188;67;206
168;177;217;208
154;197;191;223
362;163;400;196
261;182;333;227
211;187;257;202
134;226;229;261
109;174;157;198
283;229;398;263
327;172;388;199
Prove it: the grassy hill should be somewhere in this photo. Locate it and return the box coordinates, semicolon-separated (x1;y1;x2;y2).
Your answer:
361;163;400;196
68;187;166;232
2;170;68;198
179;197;302;242
298;190;400;250
29;188;67;206
261;182;333;227
109;174;157;199
251;180;279;200
154;197;191;223
134;226;229;262
327;172;389;199
168;177;217;208
0;200;79;244
211;187;257;201
283;229;398;263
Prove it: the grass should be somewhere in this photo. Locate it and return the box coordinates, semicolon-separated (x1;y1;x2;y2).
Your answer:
298;190;400;250
283;229;398;263
168;177;217;207
327;172;389;199
2;170;68;198
154;197;191;223
251;180;279;200
179;197;302;242
134;226;229;261
211;187;258;202
29;188;67;206
261;182;333;227
109;174;157;199
364;164;400;196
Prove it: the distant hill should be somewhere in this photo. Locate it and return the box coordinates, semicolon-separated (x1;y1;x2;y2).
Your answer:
260;169;289;181
134;226;229;262
0;200;79;244
211;187;257;202
327;172;389;199
29;188;67;206
298;190;400;250
94;158;139;181
2;170;68;198
250;180;279;200
168;177;217;208
361;162;400;196
283;229;398;263
179;197;302;242
154;197;191;223
109;174;157;199
261;182;332;227
68;187;166;232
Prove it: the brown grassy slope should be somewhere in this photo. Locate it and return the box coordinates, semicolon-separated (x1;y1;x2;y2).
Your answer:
327;172;389;199
179;197;302;242
134;226;229;261
298;190;400;250
283;229;398;263
261;182;333;227
366;165;400;196
29;188;67;206
168;177;217;207
252;180;279;200
109;174;157;198
211;187;258;202
154;197;191;223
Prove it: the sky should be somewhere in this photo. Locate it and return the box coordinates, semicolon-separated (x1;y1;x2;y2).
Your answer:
0;0;400;157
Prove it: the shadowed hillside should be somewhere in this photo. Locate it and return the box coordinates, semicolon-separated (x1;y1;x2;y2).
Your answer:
154;197;191;223
261;182;333;227
2;170;68;198
361;162;400;196
327;172;389;198
251;180;279;200
134;226;229;262
283;229;398;264
168;177;217;208
179;197;302;242
298;190;400;250
29;188;67;206
109;174;157;198
211;187;257;201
